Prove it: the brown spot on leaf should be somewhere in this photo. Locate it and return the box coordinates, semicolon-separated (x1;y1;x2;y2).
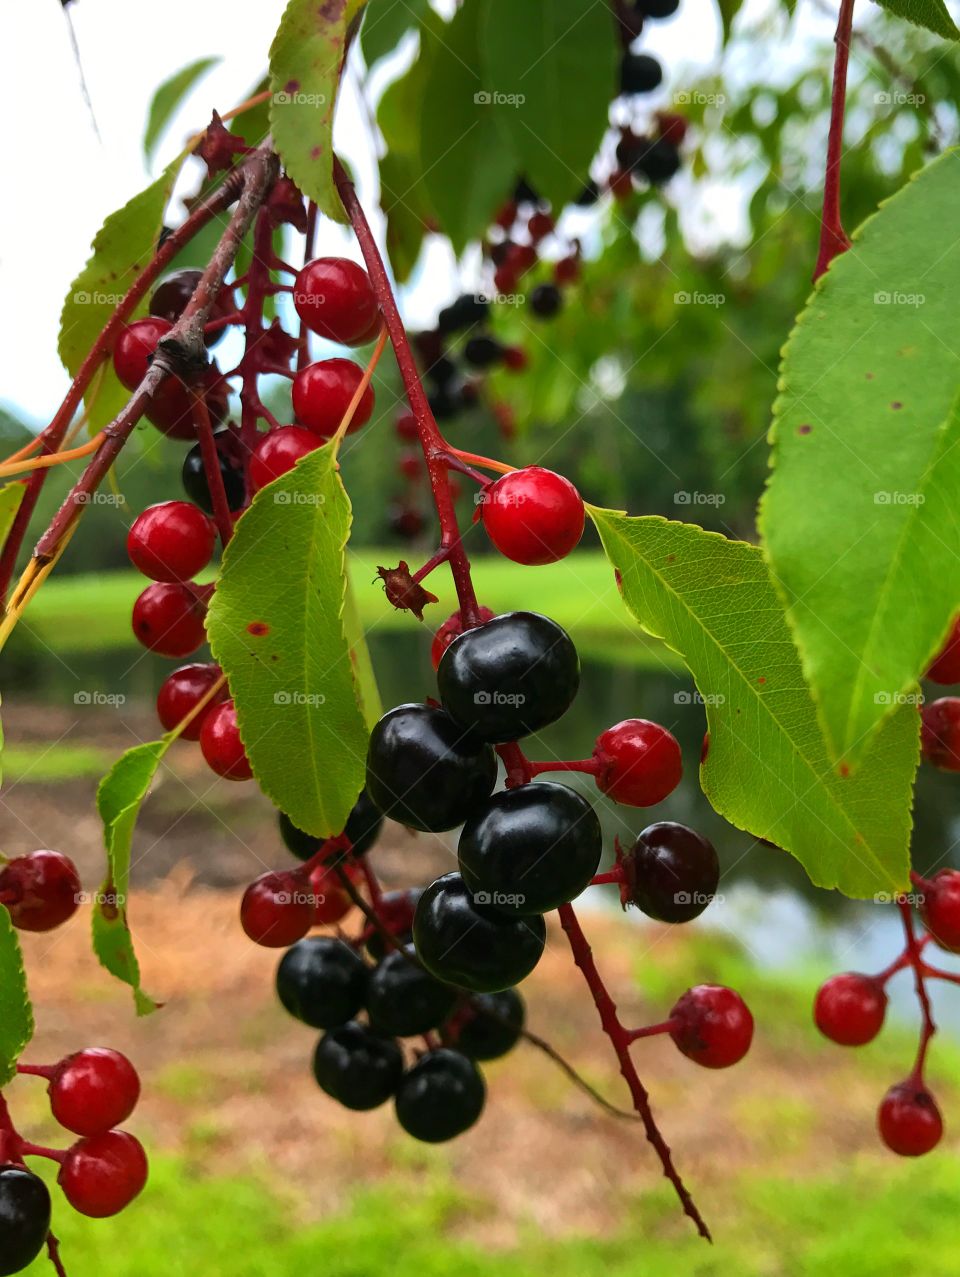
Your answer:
798;424;812;435
891;401;903;410
757;676;766;684
839;762;850;778
666;554;676;563
247;621;270;636
284;79;300;94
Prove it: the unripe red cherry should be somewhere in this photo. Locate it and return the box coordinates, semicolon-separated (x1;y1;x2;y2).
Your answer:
921;697;960;771
127;501;216;583
49;1049;141;1137
814;972;887;1045
481;467;584;565
249;426;322;493
0;850;81;933
240;870;314;947
131;582;210;657
878;1082;943;1156
199;700;252;780
156;662;225;739
395;409;419;441
926;616;960;683
294;257;379;346
430;606;496;670
292;358;375;437
918;868;960;951
592;718;682;806
113;317;171;390
669;984;753;1068
58;1130;148;1217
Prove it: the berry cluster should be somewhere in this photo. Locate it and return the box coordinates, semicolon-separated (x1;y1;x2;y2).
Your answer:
920;615;960;771
0;1048;146;1274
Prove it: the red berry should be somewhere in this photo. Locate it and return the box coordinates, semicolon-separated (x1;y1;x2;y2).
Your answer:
927;617;960;683
293;257;379;345
592;719;682;807
878;1082;943;1156
554;256;581;286
0;850;81;933
493;201;517;231
156;662;224;739
921;697;960;770
493;266;518;295
503;346;528;372
58;1130;148;1218
389;506;425;539
309;859;363;925
919;868;960;951
655;111;689;146
481;466;584;565
49;1049;141;1137
240;870;313;947
249;426;322;493
669;985;754;1068
430;606;496;670
132;582;209;657
199;700;252;781
610;168;633;200
127;501;215;583
397;450;422;481
504;243;537;278
395;409;419;441
527;211;554;242
292;358;375;437
112;317;171;391
814;972;887;1045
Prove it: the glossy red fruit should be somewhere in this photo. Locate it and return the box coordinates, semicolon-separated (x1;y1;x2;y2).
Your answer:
249;426;321;493
292;358;375;437
156;663;225;739
112;317;171;391
199;700;252;780
430;607;496;670
310;860;363;925
395;409;419;441
669;985;754;1068
481;467;584;566
240;870;313;947
527;211;554;242
919;868;960;951
878;1082;943;1156
921;697;960;771
49;1049;141;1137
131;582;209;657
293;258;379;346
503;243;537;278
592;718;682;807
0;851;81;933
926;616;960;684
814;972;887;1046
127;501;216;583
58;1130;148;1217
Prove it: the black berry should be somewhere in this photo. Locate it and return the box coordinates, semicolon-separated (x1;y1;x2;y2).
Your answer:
464;336;504;369
530;284;563;319
313;1022;403;1110
438;295;488;334
638;0;680;17
452;989;525;1060
620;52;663;95
181;435;246;514
437;611;580;743
365;704;497;832
278;789;383;861
624;822;719;923
413;872;546;993
366;945;458;1036
395;1048;486;1143
0;1166;51;1276
575;180;601;206
276;937;369;1029
635;137;681;185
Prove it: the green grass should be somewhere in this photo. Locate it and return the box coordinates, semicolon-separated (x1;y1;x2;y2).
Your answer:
1;742;114;783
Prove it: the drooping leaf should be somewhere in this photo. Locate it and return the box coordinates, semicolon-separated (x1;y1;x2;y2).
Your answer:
379;150;431;283
419;2;519;254
761;152;960;770
590;509;917;899
0;911;33;1086
206;441;370;837
144;56;220;163
361;0;431;66
58;160;182;432
95;741;167;1015
269;0;366;224
872;0;960;39
480;0;617;210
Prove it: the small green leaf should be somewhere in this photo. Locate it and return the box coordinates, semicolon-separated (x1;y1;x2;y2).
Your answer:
144;56;220;163
95;741;167;1015
269;0;366;224
716;0;745;40
872;0;960;39
206;441;370;837
761;152;960;769
59;161;182;432
480;0;617;210
0;484;24;551
361;0;431;66
0;910;33;1086
590;509;917;900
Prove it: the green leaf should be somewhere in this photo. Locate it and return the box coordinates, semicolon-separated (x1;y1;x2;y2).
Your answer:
872;0;960;39
0;484;24;551
716;0;745;40
361;0;431;66
589;509;917;899
95;741;167;1015
0;910;33;1086
58;161;182;432
761;153;960;770
419;2;519;254
480;0;617;210
144;56;220;163
269;0;366;224
379;149;430;283
206;441;370;837
344;576;383;729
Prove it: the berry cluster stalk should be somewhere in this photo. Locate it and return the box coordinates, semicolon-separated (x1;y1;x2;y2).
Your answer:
813;0;855;281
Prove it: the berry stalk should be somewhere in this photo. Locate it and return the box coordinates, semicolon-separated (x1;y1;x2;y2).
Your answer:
813;0;855;281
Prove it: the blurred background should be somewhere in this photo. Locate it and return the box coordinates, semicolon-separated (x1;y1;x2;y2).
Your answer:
4;0;960;1271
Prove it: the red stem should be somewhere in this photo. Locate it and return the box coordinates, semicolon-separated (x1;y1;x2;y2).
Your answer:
297;202;319;372
15;1063;55;1080
20;1142;66;1164
526;757;601;779
813;0;855;281
590;867;625;887
192;392;235;548
47;1232;69;1277
897;896;936;1084
625;1019;680;1042
238;210;275;489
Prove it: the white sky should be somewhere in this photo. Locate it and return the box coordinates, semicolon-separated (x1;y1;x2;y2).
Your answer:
0;0;837;428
